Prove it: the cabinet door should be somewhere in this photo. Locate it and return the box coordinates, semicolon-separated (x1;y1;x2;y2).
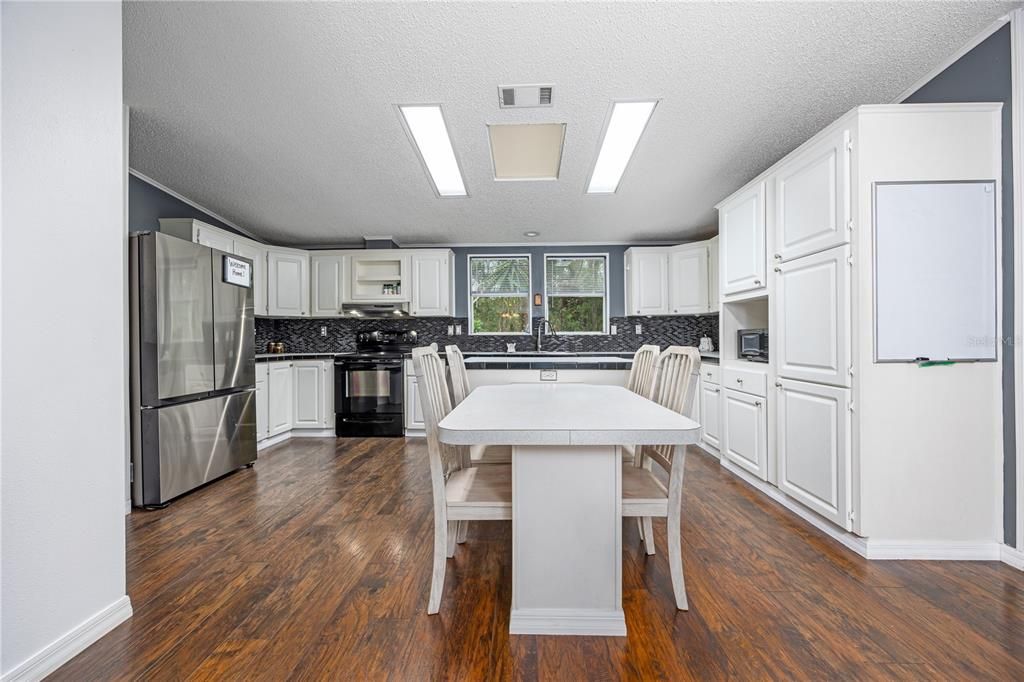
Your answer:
625;249;670;315
322;361;335;429
669;244;709;315
723;388;767;479
776;378;851;529
700;380;722;451
268;361;293;436
410;252;451;316
292;361;325;428
405;375;425;430
232;240;268;316
255;364;269;439
775;245;850;387
707;236;719;312
195;224;234;252
719;182;766;296
774;128;850;262
311;254;344;317
268;249;310;317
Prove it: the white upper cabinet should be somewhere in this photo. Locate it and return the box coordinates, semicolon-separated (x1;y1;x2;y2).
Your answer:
722;387;767;480
707;236;719;311
194;224;235;252
348;252;410;302
410;251;453;317
232;239;268;316
774;128;851;262
267;247;310;317
624;248;670;316
719;182;766;296
775;245;851;387
776;378;851;530
311;253;345;317
669;244;710;314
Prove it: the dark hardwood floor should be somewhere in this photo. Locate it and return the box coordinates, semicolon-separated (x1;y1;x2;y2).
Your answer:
52;437;1023;680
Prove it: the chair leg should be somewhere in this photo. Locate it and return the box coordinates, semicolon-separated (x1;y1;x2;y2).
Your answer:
636;517;644;541
456;520;468;544
446;521;458;558
641;517;656;555
428;513;448;614
667;507;688;610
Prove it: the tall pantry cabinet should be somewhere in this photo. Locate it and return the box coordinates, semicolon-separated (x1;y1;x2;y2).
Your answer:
716;103;1003;546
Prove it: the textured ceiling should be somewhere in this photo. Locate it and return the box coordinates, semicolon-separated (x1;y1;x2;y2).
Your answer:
125;1;1018;247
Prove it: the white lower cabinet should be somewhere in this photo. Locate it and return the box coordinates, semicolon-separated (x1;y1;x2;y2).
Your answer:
405;372;425;431
722;388;767;480
776;378;851;530
255;364;270;439
700;379;722;452
268;361;294;437
293;361;326;428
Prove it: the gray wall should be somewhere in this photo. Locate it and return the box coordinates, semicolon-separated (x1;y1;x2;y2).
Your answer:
451;245;629;318
904;24;1015;546
128;174;242;235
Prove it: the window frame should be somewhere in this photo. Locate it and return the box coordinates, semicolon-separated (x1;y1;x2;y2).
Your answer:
543;253;610;335
467;253;533;336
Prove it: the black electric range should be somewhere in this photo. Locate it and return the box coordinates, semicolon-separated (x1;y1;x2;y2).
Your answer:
334;330;418;437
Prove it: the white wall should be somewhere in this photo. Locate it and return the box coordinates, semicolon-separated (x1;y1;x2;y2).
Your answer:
1;2;130;679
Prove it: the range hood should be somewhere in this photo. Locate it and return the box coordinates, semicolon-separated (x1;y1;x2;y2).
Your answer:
341;302;410;318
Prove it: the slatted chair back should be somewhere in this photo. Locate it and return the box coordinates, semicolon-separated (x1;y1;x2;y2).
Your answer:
645;346;701;472
412;346;466;485
445;344;472;405
626;344;661;399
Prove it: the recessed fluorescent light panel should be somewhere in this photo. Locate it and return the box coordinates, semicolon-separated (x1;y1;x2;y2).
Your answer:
488;123;566;180
398;105;467;197
586;101;657;194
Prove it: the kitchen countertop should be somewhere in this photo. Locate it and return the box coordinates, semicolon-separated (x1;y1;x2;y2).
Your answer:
256;349;720;365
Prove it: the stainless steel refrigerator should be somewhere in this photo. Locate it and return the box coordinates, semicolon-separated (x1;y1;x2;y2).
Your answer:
129;231;256;508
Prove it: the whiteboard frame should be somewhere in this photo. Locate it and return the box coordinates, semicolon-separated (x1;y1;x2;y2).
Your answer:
872;179;999;363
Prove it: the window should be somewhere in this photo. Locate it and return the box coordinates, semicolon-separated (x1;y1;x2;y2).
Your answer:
469;255;531;334
545;255;608;334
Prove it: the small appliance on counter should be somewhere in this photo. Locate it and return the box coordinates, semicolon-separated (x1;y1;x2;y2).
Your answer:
266;342;285;354
334;329;419;437
737;328;769;363
698;336;714;353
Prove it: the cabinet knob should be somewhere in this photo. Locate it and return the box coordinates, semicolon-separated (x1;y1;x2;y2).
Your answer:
775;381;783;388
774;267;781;273
753;279;762;285
736;378;743;384
773;254;781;260
755;400;762;407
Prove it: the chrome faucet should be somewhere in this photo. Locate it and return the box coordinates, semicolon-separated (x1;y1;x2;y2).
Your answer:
535;317;556;352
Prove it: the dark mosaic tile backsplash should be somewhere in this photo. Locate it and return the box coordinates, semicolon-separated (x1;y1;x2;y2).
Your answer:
256;314;719;354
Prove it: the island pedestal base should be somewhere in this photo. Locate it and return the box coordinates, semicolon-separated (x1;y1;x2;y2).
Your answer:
509;444;626;637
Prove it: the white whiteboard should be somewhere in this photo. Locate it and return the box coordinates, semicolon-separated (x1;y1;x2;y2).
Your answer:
873;181;997;362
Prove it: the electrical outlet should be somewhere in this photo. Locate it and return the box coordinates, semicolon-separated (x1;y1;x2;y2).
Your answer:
447;325;454;336
320;326;328;337
610;324;617;335
455;324;463;335
635;323;643;335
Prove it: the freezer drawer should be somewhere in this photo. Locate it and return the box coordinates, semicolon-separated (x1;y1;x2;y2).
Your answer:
134;390;256;506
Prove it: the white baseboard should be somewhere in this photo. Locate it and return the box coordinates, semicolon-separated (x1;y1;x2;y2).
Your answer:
719;459;869;557
1;595;132;682
718;459;1010;562
257;428;337;451
865;540;1001;561
509;608;626;636
257;431;293;450
1002;543;1024;570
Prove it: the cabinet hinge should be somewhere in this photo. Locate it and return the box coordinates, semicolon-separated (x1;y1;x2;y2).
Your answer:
848;366;855;377
846;219;854;232
848;399;855;412
848;509;856;522
129;462;134;483
847;255;854;267
846;140;853;152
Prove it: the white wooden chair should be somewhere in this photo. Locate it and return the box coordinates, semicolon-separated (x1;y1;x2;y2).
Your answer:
412;346;512;614
622;345;660;464
445;344;512;465
622;345;701;610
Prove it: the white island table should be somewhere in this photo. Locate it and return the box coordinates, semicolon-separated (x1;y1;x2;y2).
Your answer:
438;383;701;636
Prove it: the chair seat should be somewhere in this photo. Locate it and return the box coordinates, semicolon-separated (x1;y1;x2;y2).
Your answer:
445;464;512;520
622;465;669;517
469;443;512;464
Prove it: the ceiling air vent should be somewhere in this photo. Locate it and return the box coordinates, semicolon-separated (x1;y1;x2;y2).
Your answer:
497;84;554;109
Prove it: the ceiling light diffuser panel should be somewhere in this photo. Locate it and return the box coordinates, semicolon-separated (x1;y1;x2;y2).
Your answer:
587;100;658;194
398;104;467;196
488;123;566;180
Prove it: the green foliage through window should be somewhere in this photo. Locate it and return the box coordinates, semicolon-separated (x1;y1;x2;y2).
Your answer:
545;256;607;333
469;256;531;334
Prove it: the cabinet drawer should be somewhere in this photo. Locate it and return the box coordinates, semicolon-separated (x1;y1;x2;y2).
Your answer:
700;364;720;386
723;366;767;397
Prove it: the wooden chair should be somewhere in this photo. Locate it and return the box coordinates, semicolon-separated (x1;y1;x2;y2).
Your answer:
412;346;512;614
622;345;701;610
622;345;660;464
445;344;512;465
